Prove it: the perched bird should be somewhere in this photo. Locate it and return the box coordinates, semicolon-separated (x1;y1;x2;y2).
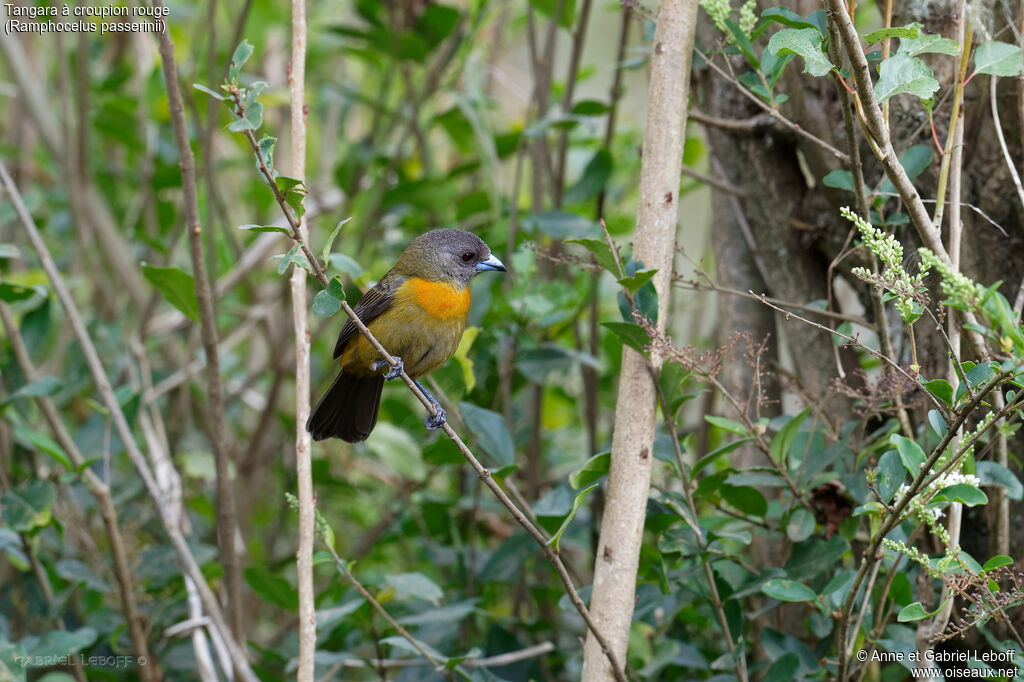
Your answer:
307;228;506;442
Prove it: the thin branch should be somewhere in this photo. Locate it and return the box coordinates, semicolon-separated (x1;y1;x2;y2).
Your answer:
324;543;457;682
694;46;850;163
153;5;243;641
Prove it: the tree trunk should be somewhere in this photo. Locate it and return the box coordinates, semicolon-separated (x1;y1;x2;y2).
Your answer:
580;0;699;678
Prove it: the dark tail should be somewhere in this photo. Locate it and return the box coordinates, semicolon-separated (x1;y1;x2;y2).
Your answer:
306;372;384;442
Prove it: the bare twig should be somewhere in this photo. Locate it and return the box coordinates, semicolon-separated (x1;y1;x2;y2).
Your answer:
153;5;243;641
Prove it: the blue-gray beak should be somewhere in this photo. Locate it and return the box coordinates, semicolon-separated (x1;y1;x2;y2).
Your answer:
476;254;506;272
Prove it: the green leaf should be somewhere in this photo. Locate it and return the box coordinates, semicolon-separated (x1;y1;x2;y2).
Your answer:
312;289;342;317
232;39;255;68
931;483;988;506
567;238;619;275
569;452;610;489
617;268;657;294
601;321;649;354
141;263;200;322
923;378;954;407
896;23;960;57
761;578;816;602
876;449;904;503
321;217;352;270
693;438;752;475
326;275;346;302
275;175;305;193
546;483;599;552
570;100;610;115
26;627;98;659
770;406;811;465
983;555;1013;572
977;461;1023;500
258;135;276;168
786;507;816;541
273;245;312;276
865;26;918;43
4;376;60;403
874;54;939;103
720;484;767;517
764;653;801;682
725;18;760;68
890;434;926;476
244;565;298;609
927;409;947;438
0;282;35;302
459;402;514;466
563;149;612;204
705;415;748;436
823;169;855;191
898;599;950;621
761;7;821;34
14;426;71;470
238;224;290;235
386;572;444;606
529;0;575;28
192;83;226;101
766;28;834;77
1;479;56;532
973;41;1023;77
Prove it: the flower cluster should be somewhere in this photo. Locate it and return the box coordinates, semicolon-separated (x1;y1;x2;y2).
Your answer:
739;0;757;35
893;469;981;525
917;247;986;311
843;207;931;324
699;0;733;36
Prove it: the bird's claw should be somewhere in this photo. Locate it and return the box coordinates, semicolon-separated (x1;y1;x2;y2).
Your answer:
371;357;404;380
424;406;447;431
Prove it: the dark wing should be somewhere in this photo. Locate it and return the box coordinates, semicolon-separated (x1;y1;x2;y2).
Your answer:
332;274;400;359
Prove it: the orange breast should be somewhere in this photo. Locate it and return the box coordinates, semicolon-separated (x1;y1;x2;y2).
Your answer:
406;277;470;320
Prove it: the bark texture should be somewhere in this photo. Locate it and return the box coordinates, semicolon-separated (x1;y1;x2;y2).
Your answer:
580;0;699;678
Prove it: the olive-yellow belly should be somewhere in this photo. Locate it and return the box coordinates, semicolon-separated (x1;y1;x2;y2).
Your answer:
338;277;469;378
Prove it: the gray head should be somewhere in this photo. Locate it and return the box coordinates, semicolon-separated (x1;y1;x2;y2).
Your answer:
395;228;506;286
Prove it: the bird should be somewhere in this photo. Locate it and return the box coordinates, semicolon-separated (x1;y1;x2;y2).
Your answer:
307;228;506;442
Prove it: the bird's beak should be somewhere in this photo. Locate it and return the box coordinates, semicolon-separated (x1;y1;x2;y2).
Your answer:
476;254;506;272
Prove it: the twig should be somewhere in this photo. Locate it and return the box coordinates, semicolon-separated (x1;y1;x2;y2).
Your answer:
649;369;749;682
694;46;850;163
0;159;259;682
153;5;243;640
754;293;949;418
324;543;457;682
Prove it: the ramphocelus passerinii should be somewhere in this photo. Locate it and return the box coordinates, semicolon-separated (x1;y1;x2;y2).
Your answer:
307;228;506;442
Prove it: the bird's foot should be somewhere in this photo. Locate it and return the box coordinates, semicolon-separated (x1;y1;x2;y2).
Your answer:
413;379;447;431
424;406;447;431
371;356;404;380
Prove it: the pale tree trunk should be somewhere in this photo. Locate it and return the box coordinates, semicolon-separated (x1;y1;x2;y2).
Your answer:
580;0;699;678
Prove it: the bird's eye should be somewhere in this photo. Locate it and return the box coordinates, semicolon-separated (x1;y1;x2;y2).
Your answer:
461;252;475;263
